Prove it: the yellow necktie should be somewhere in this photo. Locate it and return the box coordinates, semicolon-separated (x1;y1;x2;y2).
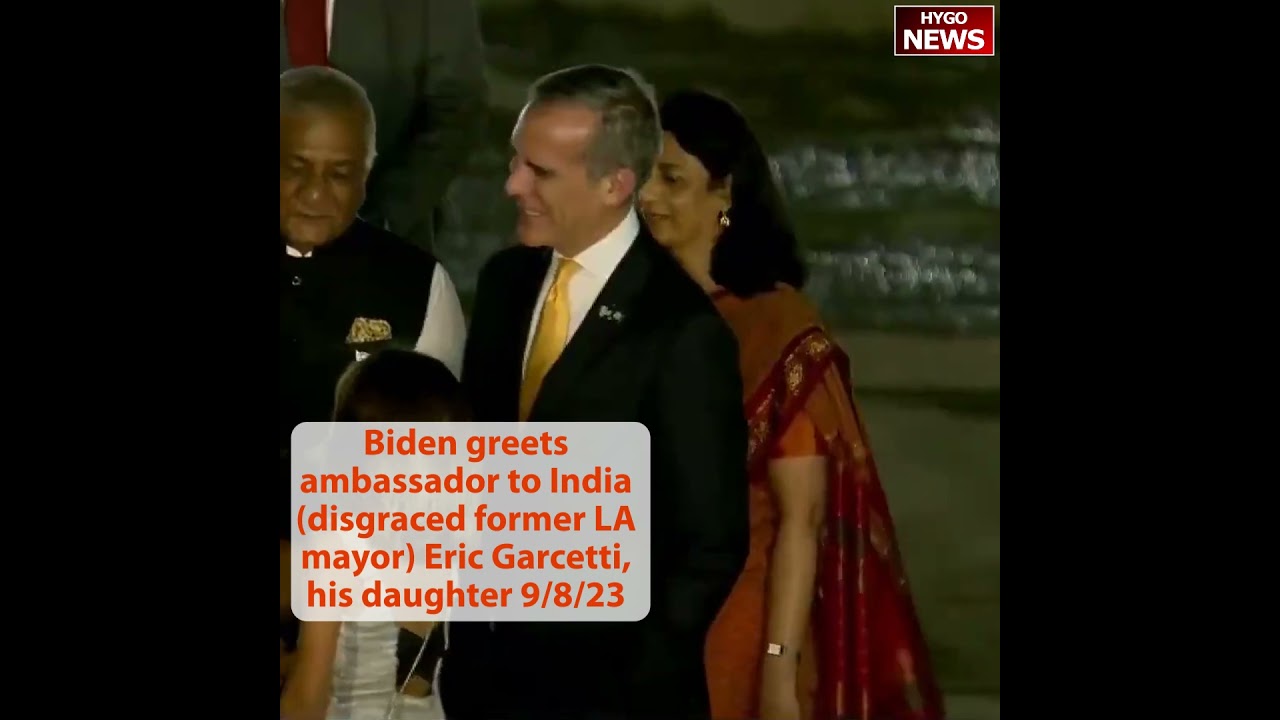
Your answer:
520;258;581;420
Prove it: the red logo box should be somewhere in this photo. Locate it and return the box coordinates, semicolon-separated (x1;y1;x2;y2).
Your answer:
894;5;996;57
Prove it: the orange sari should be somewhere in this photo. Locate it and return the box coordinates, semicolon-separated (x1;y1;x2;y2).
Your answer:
705;286;944;720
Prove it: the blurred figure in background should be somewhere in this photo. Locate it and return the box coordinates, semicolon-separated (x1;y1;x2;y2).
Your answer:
280;0;488;251
640;89;944;720
281;349;467;720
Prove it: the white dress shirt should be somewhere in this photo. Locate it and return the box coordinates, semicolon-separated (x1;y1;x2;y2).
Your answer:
522;209;640;373
285;245;467;379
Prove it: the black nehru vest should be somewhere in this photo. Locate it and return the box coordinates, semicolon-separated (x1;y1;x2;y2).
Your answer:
279;219;437;532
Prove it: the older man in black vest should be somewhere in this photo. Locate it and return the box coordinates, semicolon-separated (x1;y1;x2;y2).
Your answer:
277;69;467;607
280;66;465;460
279;65;464;701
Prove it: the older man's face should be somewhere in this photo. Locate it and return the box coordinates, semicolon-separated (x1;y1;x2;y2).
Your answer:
280;109;369;251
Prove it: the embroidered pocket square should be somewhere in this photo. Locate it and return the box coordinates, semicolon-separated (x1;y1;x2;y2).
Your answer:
346;317;393;344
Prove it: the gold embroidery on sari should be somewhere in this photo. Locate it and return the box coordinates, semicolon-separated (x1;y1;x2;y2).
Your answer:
775;329;830;422
747;329;829;470
786;358;803;394
746;390;774;467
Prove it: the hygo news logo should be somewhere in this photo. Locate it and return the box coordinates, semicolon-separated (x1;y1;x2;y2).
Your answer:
894;5;995;57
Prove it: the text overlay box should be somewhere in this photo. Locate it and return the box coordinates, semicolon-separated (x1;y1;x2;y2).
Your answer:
290;422;651;623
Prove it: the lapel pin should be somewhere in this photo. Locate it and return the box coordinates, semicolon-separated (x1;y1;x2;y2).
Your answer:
598;305;624;323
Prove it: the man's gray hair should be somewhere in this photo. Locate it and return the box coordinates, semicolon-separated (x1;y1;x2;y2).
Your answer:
280;66;378;169
528;64;661;192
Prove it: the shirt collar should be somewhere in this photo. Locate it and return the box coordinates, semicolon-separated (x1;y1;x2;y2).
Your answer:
281;218;362;259
554;208;639;279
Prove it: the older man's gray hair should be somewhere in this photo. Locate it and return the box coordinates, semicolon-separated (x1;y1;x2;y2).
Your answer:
528;64;661;192
280;66;378;169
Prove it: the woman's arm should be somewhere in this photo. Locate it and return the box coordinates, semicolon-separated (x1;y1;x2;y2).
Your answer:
280;621;341;720
761;451;827;716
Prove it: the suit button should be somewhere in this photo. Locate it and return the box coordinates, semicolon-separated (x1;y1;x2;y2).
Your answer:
292;276;302;286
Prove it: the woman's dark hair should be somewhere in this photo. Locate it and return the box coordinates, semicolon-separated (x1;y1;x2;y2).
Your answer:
658;89;806;297
333;349;470;423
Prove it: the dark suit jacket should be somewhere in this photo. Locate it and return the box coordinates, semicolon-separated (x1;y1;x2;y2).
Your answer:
279;0;487;251
440;229;750;720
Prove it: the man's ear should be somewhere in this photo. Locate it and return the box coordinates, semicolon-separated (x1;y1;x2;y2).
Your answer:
601;167;637;207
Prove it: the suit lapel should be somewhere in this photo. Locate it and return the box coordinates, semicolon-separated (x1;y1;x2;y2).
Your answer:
531;234;654;419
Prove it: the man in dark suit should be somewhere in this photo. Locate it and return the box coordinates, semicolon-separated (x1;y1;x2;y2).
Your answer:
280;0;487;251
438;65;750;720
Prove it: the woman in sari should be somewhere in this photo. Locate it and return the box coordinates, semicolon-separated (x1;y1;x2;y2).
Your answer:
639;90;944;720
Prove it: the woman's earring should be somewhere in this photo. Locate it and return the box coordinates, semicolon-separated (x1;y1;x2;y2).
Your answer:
718;210;731;229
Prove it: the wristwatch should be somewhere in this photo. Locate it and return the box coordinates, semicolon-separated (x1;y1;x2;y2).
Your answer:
765;643;787;657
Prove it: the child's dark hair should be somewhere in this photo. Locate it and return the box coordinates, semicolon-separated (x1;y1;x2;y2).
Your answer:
333;349;469;423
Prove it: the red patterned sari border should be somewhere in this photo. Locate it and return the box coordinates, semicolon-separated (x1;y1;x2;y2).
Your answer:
743;326;839;474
